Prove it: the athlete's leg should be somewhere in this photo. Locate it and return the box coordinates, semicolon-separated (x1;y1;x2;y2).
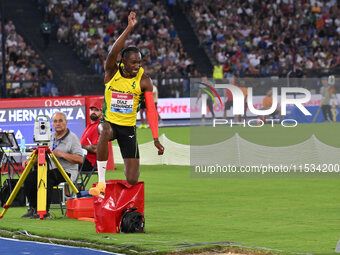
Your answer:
139;108;147;128
123;158;140;185
321;105;328;121
89;121;114;196
118;126;140;185
243;102;247;120
326;105;332;121
207;98;215;118
277;109;282;122
97;121;114;161
223;103;227;119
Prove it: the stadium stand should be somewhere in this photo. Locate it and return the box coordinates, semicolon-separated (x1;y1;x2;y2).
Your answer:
31;0;203;97
185;0;340;78
41;0;199;79
2;1;340;97
1;20;58;98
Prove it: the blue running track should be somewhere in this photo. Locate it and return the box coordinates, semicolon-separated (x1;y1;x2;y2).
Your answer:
0;237;122;255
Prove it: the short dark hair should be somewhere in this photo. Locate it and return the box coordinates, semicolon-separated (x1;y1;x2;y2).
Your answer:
121;46;140;60
119;46;141;72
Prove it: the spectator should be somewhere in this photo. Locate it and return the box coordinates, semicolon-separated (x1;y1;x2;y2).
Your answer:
4;20;15;34
43;0;194;77
2;20;54;98
57;24;69;43
80;101;103;171
40;16;51;49
212;62;223;79
187;0;340;77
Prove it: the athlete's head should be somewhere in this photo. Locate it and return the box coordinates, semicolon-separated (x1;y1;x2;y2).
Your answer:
120;46;141;78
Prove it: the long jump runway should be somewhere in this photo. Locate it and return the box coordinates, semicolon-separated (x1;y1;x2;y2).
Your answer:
0;237;121;255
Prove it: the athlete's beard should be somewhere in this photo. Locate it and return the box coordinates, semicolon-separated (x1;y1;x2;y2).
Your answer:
90;114;99;121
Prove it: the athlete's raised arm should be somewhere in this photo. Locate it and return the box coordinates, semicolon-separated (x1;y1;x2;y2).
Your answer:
104;12;137;83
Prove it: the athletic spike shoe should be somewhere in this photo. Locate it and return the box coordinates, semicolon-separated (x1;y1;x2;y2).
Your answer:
89;182;106;197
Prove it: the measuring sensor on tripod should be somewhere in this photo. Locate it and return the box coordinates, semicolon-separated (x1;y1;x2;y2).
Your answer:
33;115;52;146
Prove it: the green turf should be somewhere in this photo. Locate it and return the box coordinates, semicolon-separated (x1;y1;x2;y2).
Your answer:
1;167;340;254
1;124;340;254
191;122;340;147
138;123;340;147
138;126;190;145
111;126;190;147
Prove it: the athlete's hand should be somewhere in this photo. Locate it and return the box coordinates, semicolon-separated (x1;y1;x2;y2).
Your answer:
128;12;137;27
154;140;164;155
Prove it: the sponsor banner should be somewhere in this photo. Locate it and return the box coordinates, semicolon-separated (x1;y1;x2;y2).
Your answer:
0;97;85;109
0;97;86;145
139;94;340;120
138;97;191;119
286;105;340;123
0;93;337;145
193;94;340;119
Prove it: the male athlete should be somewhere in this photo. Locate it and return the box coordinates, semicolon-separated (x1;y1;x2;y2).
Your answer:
89;12;164;196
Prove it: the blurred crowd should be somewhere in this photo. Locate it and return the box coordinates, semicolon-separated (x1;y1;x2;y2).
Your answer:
40;0;199;81
4;0;339;99
1;20;58;98
187;0;340;78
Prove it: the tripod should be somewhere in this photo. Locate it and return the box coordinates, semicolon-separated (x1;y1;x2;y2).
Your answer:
0;132;21;184
0;147;21;179
0;146;78;220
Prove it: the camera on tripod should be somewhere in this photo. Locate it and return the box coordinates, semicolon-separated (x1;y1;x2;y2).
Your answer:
33;115;52;146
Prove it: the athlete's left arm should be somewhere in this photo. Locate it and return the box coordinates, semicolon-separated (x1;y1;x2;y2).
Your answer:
141;75;164;155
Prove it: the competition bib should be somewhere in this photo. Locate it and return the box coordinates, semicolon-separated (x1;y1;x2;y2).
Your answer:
111;92;134;113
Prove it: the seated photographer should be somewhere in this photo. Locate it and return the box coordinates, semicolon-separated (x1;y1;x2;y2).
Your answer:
22;112;83;219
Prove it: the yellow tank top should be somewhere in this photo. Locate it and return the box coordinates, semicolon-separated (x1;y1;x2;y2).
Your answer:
103;66;144;126
213;65;224;79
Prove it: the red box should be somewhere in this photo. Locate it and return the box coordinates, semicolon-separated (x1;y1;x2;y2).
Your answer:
93;180;144;233
66;197;94;219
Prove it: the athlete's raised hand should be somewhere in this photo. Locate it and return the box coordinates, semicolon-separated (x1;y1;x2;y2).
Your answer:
128;12;137;28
